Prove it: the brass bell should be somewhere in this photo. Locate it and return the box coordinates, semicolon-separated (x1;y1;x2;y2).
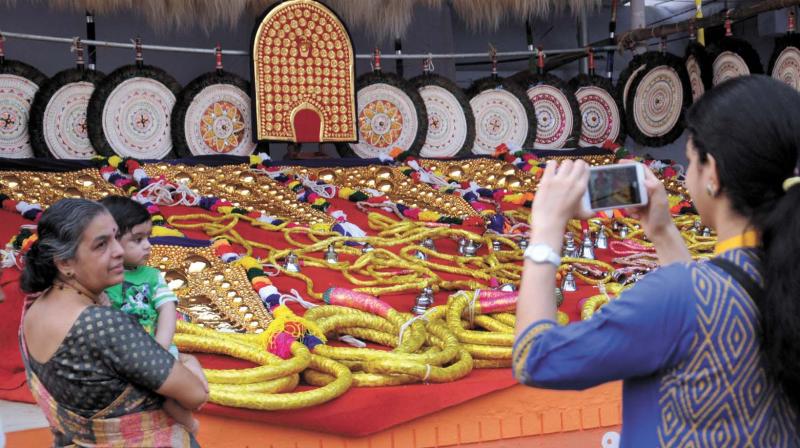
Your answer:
414;249;427;261
284;252;301;273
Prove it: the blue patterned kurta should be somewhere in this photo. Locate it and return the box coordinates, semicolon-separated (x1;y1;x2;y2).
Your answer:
513;248;799;447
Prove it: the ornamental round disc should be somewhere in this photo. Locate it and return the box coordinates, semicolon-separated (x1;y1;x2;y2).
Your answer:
622;64;647;111
526;84;574;149
686;55;706;101
470;89;530;155
631;66;683;138
0;74;38;158
771;46;800;91
575;85;621;147
350;83;419;158
417;84;469;158
712;51;750;86
183;84;255;156
42;81;97;159
101;77;176;159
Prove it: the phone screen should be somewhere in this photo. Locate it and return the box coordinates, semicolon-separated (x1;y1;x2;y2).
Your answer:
588;165;643;210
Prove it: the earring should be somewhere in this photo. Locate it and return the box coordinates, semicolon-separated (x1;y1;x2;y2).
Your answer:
66;271;74;278
706;184;717;197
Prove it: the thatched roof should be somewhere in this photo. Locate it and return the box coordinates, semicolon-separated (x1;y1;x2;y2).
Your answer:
6;0;601;38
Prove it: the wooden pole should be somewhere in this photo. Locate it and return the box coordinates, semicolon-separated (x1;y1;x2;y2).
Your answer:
618;0;800;49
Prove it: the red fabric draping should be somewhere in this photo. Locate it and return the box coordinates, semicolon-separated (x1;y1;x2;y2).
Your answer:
0;190;609;436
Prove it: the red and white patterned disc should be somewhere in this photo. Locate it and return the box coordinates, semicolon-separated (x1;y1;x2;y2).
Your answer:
712;51;750;86
102;77;175;159
631;66;683;138
575;86;621;147
43;82;97;159
685;55;706;101
184;84;256;156
351;83;418;158
0;74;38;158
418;85;468;158
469;89;529;155
771;46;800;91
526;85;573;149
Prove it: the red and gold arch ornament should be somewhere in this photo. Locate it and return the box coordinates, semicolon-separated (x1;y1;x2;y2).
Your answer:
251;0;357;143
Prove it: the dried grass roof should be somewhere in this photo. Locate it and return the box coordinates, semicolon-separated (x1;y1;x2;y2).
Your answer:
6;0;601;38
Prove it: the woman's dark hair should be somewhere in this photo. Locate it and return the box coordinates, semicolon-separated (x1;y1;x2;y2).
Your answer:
21;199;109;293
685;75;800;406
98;195;151;236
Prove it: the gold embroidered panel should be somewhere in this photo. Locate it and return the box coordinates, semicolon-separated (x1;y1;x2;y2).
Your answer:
252;0;357;143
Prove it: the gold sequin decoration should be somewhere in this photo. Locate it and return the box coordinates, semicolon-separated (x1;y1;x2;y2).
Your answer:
296;165;478;219
0;169;118;205
149;245;271;332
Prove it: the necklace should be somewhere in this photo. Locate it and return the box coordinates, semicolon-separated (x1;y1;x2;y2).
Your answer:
53;281;101;305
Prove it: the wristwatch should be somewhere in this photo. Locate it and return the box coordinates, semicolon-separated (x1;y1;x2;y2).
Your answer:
523;243;561;267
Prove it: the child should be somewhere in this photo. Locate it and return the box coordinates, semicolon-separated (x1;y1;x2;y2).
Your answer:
99;195;200;434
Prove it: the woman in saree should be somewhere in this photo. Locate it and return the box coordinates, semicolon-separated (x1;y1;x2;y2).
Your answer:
19;198;209;447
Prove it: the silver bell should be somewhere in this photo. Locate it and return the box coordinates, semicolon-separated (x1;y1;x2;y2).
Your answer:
499;283;517;292
414;249;428;261
693;219;702;233
411;287;435;315
702;227;711;238
361;243;375;253
561;269;577;292
422;238;436;250
463;240;479;257
283;251;301;273
518;238;529;251
492;240;502;252
457;238;467;256
619;225;629;239
563;232;577;258
324;244;339;264
580;231;595;260
595;225;608;249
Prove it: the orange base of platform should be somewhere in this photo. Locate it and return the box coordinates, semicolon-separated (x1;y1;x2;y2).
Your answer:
7;382;622;448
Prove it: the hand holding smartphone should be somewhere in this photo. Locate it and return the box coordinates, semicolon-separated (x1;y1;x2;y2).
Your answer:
581;163;649;213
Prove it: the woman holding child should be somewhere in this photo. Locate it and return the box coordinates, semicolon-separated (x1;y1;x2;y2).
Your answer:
19;198;208;447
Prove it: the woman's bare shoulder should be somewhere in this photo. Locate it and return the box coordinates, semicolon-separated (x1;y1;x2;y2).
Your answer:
22;293;93;364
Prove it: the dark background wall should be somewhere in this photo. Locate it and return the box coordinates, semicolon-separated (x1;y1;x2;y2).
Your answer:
0;1;793;161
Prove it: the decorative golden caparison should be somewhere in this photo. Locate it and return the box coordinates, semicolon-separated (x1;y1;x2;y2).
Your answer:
172;288;532;408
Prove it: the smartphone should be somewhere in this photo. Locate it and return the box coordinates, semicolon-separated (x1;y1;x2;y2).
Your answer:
581;163;648;212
